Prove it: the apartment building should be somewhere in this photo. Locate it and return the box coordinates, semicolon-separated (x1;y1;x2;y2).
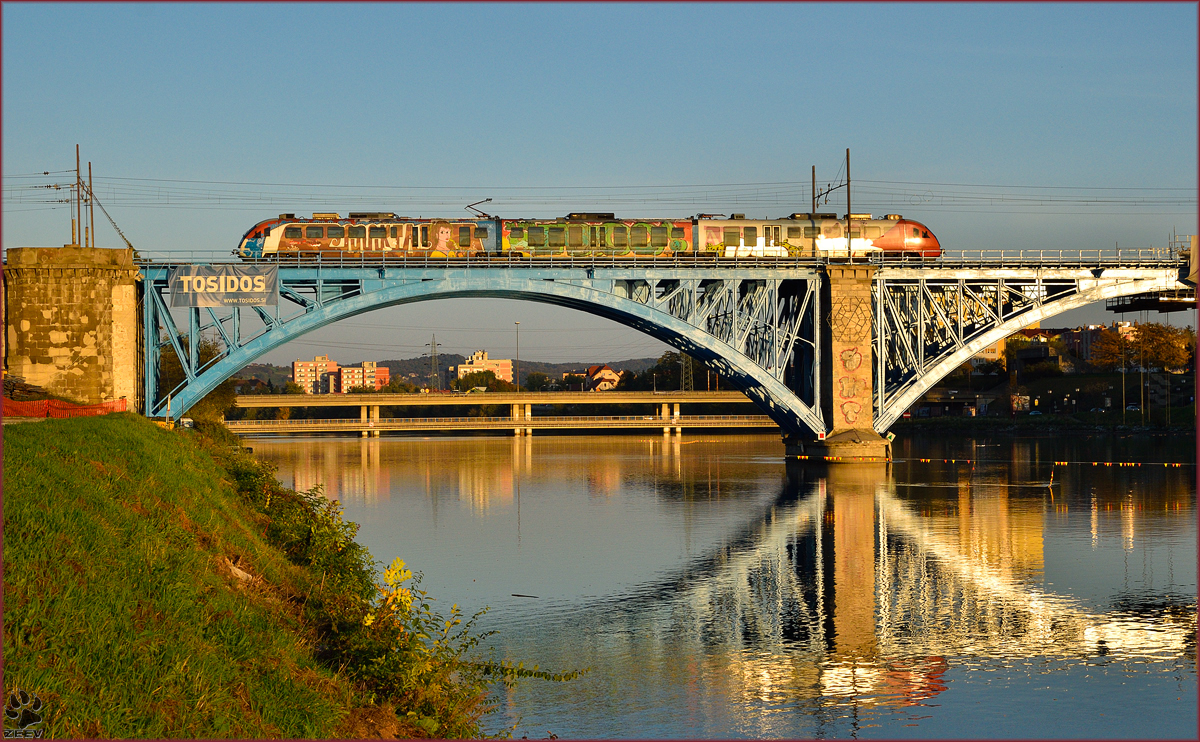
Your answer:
456;350;513;383
337;362;390;392
292;355;340;394
292;355;390;393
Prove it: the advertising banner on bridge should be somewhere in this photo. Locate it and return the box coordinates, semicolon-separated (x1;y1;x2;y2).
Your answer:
169;265;279;307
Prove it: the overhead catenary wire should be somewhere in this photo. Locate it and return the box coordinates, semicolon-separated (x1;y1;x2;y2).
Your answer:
4;174;1196;216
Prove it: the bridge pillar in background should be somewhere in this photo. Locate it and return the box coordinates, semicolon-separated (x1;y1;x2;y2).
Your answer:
787;265;890;460
2;247;140;407
512;402;523;436
371;405;380;437
361;405;368;438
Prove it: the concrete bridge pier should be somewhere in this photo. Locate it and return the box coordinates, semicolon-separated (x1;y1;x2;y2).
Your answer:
786;265;891;461
511;402;531;436
359;405;380;437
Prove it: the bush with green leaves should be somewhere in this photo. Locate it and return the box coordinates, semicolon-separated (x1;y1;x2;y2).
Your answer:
208;440;582;737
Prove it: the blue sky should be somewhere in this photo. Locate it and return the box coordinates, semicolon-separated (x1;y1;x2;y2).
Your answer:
3;3;1196;364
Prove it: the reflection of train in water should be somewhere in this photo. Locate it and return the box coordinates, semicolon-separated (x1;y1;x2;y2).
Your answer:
236;211;941;260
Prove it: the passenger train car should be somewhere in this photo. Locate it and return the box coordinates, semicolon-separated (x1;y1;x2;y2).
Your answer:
236;211;941;260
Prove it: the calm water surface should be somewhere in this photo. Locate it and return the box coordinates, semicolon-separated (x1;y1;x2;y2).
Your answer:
251;432;1197;739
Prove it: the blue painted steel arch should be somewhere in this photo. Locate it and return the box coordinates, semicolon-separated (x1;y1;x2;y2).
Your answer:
142;265;826;436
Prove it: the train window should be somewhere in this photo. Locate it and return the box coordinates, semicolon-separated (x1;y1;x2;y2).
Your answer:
724;228;740;246
594;226;607;247
284;227;302;239
650;226;668;247
548;227;566;248
803;227;820;238
369;227;386;240
306;226;324;239
865;226;882;239
527;226;545;247
630;226;648;247
510;227;525;240
913;228;920;237
568;226;583;247
849;229;861;238
421;226;430;247
744;226;758;244
787;227;803;239
459;226;472;245
612;225;627;247
475;227;488;240
349;226;366;239
671;227;685;239
390;226;397;238
328;226;345;239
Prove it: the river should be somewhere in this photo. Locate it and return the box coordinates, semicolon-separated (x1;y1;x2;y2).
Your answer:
250;431;1196;739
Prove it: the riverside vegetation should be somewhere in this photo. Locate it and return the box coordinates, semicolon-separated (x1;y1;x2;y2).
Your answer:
3;413;580;738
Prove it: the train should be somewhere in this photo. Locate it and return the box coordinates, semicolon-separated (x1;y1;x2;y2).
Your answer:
236;211;941;260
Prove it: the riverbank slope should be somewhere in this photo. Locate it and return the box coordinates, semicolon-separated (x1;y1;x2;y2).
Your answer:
3;413;539;737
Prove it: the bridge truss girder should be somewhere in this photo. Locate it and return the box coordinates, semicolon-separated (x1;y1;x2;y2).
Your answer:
873;268;1187;431
141;266;826;437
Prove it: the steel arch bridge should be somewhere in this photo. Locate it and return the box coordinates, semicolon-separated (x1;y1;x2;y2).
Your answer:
139;251;1188;438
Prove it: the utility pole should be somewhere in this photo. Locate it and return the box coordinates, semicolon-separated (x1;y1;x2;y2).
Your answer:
76;144;82;246
845;148;852;264
514;321;520;392
427;335;440;391
88;161;95;248
1139;321;1146;425
812;148;853;259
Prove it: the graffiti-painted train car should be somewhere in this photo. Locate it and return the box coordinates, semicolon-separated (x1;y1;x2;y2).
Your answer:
238;212;501;259
237;211;940;260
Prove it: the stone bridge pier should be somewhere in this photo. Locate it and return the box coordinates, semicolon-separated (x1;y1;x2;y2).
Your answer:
2;247;141;408
786;265;890;460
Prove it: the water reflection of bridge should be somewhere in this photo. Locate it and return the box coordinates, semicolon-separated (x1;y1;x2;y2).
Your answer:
582;462;1195;708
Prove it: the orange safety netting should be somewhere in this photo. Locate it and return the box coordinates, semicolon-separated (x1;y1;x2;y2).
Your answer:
3;397;127;418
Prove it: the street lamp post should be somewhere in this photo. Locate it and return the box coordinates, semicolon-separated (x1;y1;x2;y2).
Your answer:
514;321;520;392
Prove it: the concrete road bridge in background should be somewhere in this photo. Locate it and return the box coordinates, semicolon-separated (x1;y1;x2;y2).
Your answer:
231;390;768;436
2;245;1190;458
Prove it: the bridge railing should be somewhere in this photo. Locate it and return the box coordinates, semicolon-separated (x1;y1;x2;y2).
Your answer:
136;250;823;269
872;247;1185;268
135;247;1186;269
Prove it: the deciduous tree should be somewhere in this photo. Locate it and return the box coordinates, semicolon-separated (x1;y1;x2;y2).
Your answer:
1089;328;1132;371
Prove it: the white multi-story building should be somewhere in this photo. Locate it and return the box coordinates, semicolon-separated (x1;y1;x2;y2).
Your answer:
456;350;513;383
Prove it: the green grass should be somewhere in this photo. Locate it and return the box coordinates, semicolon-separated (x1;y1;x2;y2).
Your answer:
3;413;355;737
4;413;580;738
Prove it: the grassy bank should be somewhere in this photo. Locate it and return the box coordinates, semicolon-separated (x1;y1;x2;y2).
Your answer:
3;413;574;737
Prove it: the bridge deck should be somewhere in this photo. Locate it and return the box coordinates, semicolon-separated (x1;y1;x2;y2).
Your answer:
225;414;779;434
